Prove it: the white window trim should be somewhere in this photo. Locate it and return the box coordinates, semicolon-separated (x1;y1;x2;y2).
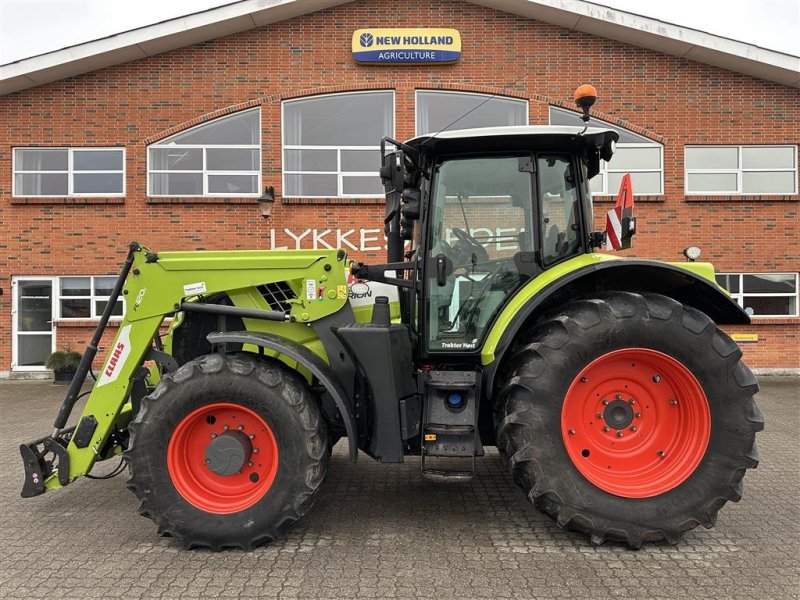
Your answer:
717;272;799;318
594;143;664;196
12;275;127;372
414;89;529;136
147;108;262;198
281;90;395;199
57;276;126;321
685;145;798;195
12;147;126;198
11;276;55;372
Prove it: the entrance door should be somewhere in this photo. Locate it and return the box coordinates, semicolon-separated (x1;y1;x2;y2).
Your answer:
12;278;55;371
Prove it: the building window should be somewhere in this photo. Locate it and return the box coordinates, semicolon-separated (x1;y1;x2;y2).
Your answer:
549;107;663;195
59;276;124;319
685;146;797;194
13;147;125;197
282;91;394;198
416;91;528;135
716;273;799;317
12;275;125;371
148;108;261;197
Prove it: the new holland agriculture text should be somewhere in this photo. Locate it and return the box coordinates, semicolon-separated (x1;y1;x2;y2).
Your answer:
352;28;461;64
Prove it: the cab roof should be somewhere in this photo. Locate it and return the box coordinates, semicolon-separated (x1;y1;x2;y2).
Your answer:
405;126;619;156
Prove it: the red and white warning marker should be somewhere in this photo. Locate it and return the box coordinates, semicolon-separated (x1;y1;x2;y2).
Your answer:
605;173;636;250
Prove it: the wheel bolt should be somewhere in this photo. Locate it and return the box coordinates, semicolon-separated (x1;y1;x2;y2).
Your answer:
597;412;603;419
223;424;229;430
238;424;244;431
634;411;642;418
602;399;609;405
629;425;637;432
603;426;610;432
628;399;635;405
580;377;587;383
616;431;624;438
249;434;255;440
247;461;254;467
568;429;575;436
652;374;661;383
657;450;665;457
615;393;621;400
253;447;259;453
205;459;210;464
669;399;678;406
210;433;217;438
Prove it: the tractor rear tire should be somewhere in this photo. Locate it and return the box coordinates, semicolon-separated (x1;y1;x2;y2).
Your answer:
126;352;329;550
495;292;762;548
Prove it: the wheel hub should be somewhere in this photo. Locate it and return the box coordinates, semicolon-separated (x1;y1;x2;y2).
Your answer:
205;431;252;476
167;402;279;514
561;348;710;498
603;399;634;430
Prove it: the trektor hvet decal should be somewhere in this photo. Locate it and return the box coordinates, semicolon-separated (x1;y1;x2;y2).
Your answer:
183;281;207;296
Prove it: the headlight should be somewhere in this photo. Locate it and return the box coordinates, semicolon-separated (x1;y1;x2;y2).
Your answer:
683;246;702;262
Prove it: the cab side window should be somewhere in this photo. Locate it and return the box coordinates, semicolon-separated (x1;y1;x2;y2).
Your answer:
538;155;581;265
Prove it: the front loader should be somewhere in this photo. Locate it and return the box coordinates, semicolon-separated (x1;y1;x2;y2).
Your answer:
20;86;762;550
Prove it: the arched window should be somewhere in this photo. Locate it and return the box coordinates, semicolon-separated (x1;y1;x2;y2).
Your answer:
282;91;394;198
147;108;261;197
416;90;528;135
549;106;663;195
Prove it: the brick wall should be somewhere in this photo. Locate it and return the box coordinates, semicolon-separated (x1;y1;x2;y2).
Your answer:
1;0;797;371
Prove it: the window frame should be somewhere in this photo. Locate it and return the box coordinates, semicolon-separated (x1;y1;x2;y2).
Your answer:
716;272;799;318
594;143;664;196
547;107;663;196
281;90;395;199
685;145;798;195
414;89;529;136
57;276;126;321
12;147;126;198
147;108;262;198
11;276;55;372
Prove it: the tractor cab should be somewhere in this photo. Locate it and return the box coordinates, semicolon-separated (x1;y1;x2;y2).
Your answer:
368;125;618;357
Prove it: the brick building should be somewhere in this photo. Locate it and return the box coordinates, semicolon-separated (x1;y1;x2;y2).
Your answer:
1;0;798;376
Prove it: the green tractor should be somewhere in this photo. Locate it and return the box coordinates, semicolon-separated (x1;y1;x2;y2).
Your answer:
20;86;762;550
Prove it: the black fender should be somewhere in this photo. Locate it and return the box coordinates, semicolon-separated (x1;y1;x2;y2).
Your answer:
484;260;750;397
207;331;358;462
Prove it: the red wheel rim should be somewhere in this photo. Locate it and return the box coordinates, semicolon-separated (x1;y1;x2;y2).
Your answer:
167;402;279;514
561;348;710;498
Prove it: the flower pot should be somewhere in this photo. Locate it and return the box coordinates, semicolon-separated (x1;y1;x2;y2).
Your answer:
53;369;77;385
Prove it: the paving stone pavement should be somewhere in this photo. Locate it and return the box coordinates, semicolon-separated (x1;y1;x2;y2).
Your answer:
0;377;798;599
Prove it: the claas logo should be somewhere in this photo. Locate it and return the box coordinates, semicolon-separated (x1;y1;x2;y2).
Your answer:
104;342;126;377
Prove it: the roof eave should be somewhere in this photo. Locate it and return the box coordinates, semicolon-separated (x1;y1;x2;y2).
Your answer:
0;0;353;95
1;0;798;96
471;0;800;87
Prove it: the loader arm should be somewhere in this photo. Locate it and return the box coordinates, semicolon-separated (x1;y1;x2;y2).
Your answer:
21;242;350;496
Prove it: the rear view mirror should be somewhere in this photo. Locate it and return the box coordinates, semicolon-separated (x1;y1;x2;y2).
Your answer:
379;149;405;195
379;137;406;227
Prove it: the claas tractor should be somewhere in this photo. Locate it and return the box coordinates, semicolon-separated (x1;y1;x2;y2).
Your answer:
20;86;762;550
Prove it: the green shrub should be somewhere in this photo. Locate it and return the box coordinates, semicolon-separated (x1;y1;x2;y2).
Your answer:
45;346;82;372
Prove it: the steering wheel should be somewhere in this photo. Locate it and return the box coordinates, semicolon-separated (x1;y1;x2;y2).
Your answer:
452;228;490;263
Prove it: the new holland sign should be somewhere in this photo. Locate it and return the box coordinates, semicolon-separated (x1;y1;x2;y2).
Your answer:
352;28;461;64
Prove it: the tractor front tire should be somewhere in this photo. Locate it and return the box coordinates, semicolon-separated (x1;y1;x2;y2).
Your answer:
495;292;762;548
126;352;329;550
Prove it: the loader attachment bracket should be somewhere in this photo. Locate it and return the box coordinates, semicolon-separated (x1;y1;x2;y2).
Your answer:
19;434;71;497
19;444;45;498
